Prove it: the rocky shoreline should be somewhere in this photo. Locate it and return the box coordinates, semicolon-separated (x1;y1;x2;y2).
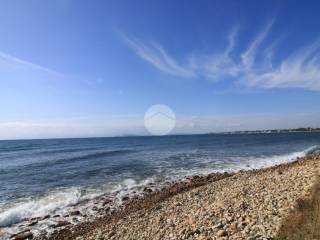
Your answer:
6;169;233;240
17;154;317;240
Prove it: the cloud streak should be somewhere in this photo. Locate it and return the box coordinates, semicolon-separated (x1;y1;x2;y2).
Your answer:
192;25;240;80
0;51;60;76
124;19;320;91
243;39;320;90
241;19;274;69
123;36;195;78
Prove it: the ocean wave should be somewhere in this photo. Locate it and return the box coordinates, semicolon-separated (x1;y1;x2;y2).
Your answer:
218;145;320;172
1;149;136;173
162;145;320;178
65;149;136;161
111;177;157;205
37;145;108;155
0;188;90;227
305;145;320;156
0;177;156;228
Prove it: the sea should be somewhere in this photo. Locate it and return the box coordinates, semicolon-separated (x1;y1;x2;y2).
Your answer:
1;132;320;238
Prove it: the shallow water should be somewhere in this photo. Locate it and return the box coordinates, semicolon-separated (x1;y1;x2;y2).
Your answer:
0;132;320;236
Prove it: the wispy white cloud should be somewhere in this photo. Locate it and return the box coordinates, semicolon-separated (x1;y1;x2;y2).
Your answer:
191;26;240;81
243;39;320;90
124;19;320;91
241;19;274;69
0;51;102;88
0;51;60;75
225;26;238;55
123;36;195;78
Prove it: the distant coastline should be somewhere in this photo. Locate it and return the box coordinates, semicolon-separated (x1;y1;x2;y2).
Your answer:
215;127;320;135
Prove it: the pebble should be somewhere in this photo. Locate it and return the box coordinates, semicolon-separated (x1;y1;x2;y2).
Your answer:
217;229;227;237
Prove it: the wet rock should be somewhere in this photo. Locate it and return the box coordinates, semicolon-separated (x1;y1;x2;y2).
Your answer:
213;222;224;229
154;205;162;210
108;231;116;237
53;220;71;228
27;221;38;226
143;187;153;193
102;199;112;206
10;231;33;240
122;196;129;201
41;215;50;220
69;210;81;216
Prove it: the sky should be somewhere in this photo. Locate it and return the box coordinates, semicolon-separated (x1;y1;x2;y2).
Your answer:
1;0;320;139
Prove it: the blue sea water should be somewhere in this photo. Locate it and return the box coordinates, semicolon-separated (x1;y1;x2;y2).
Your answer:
0;132;320;235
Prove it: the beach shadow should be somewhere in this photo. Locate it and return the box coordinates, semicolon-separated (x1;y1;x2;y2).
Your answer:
276;175;320;240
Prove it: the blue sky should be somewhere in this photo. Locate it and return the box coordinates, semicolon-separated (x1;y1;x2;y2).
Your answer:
1;0;320;139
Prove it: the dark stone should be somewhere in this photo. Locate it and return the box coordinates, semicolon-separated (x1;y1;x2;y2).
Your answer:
27;221;38;226
52;221;71;228
193;175;200;179
102;199;112;206
122;196;129;201
69;210;81;216
154;205;162;210
143;187;153;193
10;231;33;240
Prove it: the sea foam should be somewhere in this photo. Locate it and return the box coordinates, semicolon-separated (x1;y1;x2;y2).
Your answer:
0;188;82;227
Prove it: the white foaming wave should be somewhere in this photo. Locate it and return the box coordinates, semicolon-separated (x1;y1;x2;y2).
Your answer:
0;177;158;229
237;150;305;171
163;145;319;178
305;145;320;155
111;177;157;205
0;187;84;227
240;145;320;171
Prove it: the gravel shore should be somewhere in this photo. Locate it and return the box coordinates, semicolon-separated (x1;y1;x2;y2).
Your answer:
32;154;320;240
